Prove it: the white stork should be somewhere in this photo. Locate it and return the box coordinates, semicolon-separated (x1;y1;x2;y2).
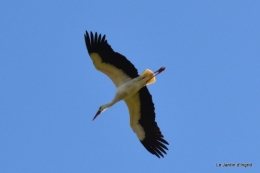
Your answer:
84;31;169;158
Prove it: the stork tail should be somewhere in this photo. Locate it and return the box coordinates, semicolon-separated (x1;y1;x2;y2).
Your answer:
140;67;166;86
140;69;156;85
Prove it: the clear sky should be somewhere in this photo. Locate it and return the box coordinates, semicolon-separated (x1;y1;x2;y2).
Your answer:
1;1;259;173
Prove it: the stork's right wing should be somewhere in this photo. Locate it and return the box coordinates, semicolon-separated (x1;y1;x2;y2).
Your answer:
124;87;169;158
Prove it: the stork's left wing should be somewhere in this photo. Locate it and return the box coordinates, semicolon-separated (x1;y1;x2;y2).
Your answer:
84;31;139;87
124;87;169;158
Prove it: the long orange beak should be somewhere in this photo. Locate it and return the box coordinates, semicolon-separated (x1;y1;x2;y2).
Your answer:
92;110;101;121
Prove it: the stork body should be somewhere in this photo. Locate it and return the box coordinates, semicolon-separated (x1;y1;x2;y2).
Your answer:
84;31;169;158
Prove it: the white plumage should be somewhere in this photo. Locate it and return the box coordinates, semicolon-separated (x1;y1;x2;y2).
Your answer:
84;31;169;158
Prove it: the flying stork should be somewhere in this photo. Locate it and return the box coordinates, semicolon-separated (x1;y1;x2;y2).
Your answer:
84;31;169;158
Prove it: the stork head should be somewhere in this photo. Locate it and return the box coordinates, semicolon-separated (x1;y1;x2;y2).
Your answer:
92;105;108;121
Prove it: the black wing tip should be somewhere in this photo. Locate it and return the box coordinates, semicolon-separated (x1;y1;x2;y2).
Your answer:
141;138;169;158
138;119;169;158
85;31;106;40
84;31;107;54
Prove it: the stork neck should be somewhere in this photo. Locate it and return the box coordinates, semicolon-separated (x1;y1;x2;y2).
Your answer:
102;90;126;110
104;102;115;109
103;98;119;109
107;92;125;107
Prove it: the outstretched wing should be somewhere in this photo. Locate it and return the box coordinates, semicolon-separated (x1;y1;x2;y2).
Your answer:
84;31;139;87
124;87;169;158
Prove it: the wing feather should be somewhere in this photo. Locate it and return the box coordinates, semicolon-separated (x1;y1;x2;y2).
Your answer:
124;87;169;158
84;31;138;87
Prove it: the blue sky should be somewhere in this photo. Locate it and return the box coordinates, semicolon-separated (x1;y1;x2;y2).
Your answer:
1;0;259;172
